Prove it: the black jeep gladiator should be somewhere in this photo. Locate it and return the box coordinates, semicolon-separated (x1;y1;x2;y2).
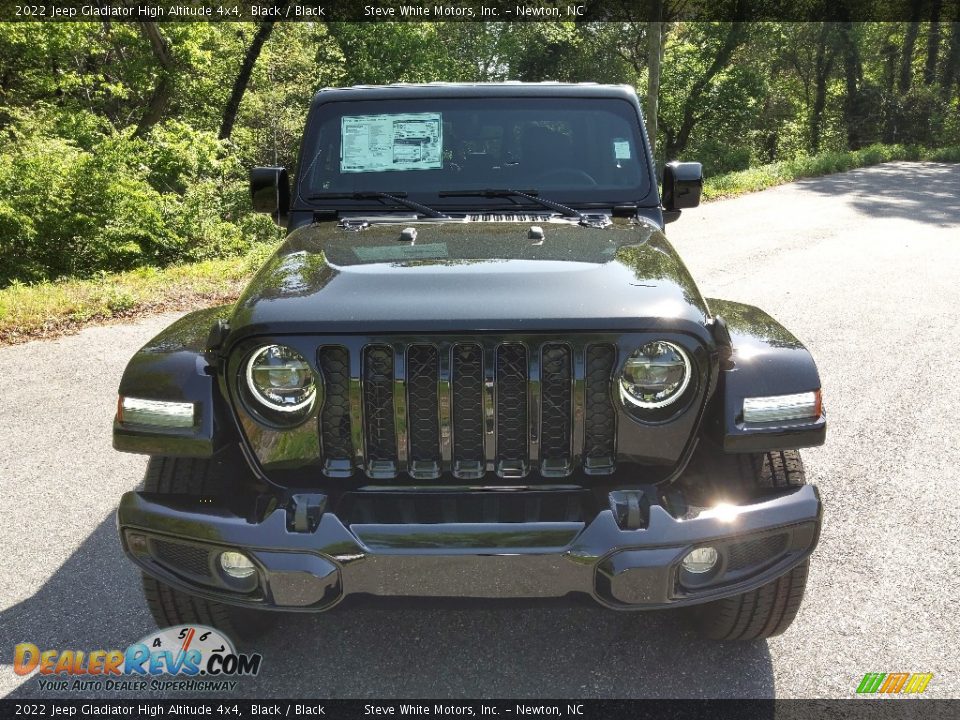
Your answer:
115;83;825;641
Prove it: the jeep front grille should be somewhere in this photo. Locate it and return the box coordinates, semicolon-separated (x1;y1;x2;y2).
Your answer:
316;338;617;480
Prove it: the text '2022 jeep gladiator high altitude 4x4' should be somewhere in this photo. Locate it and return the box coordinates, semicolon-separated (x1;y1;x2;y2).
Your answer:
115;83;825;641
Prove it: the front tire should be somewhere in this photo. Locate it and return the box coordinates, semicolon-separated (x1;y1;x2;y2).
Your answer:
687;559;809;641
138;454;278;642
686;450;812;641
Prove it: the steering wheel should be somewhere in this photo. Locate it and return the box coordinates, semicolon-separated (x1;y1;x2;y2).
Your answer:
533;167;599;186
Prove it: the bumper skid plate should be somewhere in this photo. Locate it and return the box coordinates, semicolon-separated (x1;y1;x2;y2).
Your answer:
117;484;821;612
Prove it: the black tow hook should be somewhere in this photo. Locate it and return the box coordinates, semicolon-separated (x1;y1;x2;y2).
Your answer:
287;493;327;533
609;490;650;530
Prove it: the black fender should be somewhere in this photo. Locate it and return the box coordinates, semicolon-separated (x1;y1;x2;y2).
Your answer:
113;305;235;457
705;299;826;453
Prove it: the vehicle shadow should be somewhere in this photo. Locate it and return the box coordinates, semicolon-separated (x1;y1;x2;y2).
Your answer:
2;515;775;699
793;161;960;227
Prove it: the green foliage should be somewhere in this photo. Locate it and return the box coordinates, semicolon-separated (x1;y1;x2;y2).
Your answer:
0;116;268;285
0;20;958;290
702;143;960;199
922;145;960;162
0;244;276;343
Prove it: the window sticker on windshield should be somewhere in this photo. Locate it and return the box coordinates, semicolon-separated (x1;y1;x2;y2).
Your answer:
613;138;632;160
341;113;443;173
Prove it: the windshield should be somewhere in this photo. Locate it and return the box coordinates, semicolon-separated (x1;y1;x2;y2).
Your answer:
296;96;653;209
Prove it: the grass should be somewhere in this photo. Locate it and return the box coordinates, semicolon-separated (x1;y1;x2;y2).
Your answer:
2;143;959;345
703;143;960;200
0;243;276;345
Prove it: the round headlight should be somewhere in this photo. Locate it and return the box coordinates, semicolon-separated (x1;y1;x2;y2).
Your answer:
245;345;316;413
619;341;691;409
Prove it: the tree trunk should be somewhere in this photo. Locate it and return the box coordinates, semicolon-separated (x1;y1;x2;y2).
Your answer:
899;22;920;94
941;22;960;97
899;1;925;95
219;15;283;140
645;1;662;161
882;37;898;143
664;5;749;158
135;22;175;138
838;20;864;149
810;23;834;154
924;0;944;85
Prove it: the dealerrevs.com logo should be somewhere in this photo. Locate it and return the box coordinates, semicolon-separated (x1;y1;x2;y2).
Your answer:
856;673;933;695
14;625;262;693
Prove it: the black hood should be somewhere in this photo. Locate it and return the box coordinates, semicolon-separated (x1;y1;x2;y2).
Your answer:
228;217;710;341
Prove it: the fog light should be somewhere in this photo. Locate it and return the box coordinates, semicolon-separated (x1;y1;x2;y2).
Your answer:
219;551;256;579
682;546;718;574
126;531;148;556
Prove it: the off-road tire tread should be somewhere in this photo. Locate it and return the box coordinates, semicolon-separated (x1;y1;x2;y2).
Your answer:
687;449;810;640
679;448;805;504
143;456;230;496
751;449;805;489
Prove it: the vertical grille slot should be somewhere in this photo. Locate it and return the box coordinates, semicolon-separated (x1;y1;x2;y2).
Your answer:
540;344;573;475
495;343;529;476
363;345;397;478
451;343;485;479
407;345;441;479
318;346;354;477
583;344;617;474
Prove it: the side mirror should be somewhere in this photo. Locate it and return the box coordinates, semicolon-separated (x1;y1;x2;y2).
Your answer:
662;161;703;216
250;166;290;224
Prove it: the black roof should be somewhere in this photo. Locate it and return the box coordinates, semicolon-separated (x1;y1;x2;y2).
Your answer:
310;82;639;109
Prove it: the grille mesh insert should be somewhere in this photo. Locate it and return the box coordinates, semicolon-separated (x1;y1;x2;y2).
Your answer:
540;344;572;463
451;343;485;467
496;344;528;464
407;345;440;464
153;540;211;579
363;345;397;462
318;346;353;465
342;490;592;525
584;345;616;465
728;534;789;571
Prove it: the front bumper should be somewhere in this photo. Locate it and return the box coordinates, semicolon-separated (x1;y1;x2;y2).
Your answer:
117;482;821;612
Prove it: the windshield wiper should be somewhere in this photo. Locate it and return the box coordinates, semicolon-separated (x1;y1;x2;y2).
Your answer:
308;191;448;219
437;188;582;219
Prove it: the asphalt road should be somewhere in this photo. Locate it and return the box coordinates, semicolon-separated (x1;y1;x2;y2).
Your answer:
2;161;959;699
